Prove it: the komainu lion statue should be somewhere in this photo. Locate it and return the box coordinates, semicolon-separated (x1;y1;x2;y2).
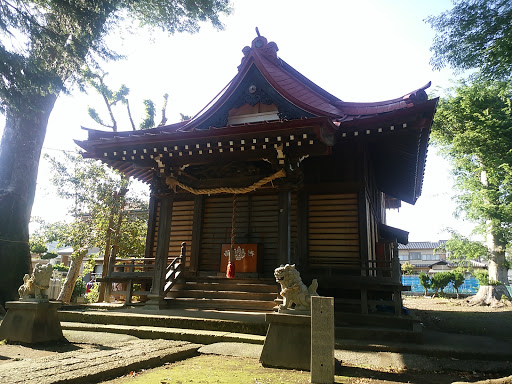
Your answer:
18;263;53;301
274;264;318;311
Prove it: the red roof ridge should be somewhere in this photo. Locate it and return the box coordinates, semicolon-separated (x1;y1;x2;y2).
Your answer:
242;35;344;117
333;82;432;116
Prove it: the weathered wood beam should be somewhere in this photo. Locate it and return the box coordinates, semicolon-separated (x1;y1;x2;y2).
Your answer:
278;190;291;266
145;192;174;309
189;195;204;274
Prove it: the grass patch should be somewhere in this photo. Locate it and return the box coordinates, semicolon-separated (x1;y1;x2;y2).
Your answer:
103;354;349;384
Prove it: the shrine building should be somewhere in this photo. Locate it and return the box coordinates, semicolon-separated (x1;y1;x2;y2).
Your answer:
76;33;437;315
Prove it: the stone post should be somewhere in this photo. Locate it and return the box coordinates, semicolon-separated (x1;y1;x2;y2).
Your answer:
311;296;335;384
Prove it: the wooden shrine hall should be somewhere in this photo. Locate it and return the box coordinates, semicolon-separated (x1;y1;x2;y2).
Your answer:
76;33;438;315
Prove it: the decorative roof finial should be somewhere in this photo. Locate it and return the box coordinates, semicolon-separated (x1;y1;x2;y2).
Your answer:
255;27;261;37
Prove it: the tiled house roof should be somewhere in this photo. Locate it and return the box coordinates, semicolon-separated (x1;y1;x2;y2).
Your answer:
398;240;447;250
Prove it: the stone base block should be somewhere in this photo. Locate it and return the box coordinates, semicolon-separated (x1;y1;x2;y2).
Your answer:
259;312;311;371
0;301;63;343
142;294;166;310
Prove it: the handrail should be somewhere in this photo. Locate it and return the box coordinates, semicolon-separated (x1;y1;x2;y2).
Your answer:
164;242;186;294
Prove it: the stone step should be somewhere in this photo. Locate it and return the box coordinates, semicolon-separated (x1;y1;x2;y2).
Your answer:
166;289;278;301
58;309;267;335
61;322;266;345
165;297;277;311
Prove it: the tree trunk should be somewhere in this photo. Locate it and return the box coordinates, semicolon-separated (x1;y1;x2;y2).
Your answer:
0;94;58;307
57;250;87;304
487;230;509;284
481;170;509;285
465;285;511;307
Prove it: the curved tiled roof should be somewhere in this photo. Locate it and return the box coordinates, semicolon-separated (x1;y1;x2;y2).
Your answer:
333;82;432;122
75;33;437;204
173;34;433;132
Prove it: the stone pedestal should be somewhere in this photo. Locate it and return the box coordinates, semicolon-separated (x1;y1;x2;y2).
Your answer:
0;301;63;343
259;312;311;371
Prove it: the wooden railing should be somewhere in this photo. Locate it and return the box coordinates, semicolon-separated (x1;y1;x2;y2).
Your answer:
164;242;186;294
110;258;155;276
97;242;187;304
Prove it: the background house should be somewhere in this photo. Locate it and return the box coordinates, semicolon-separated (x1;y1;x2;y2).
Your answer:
398;241;448;273
398;240;490;275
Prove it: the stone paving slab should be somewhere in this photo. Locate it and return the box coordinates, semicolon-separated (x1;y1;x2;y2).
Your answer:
0;336;200;384
62;321;266;345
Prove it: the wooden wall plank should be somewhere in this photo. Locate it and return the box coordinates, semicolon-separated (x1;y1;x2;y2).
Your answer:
308;194;360;268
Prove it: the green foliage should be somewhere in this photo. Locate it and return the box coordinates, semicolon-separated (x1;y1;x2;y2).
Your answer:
82;256;97;277
0;1;231;113
53;263;69;272
444;232;488;263
472;269;503;286
43;152;149;259
451;269;466;290
140;99;156;129
427;0;512;80
41;252;59;260
84;70;171;131
401;262;415;275
432;77;512;283
29;239;48;255
418;272;432;295
431;272;453;297
85;282;99;303
451;269;466;298
71;276;86;301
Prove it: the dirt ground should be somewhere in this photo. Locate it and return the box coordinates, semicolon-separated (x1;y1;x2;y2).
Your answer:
402;295;512;343
1;296;512;383
101;296;512;384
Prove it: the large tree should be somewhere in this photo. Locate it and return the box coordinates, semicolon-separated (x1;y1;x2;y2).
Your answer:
431;77;512;287
427;0;512;80
0;0;230;306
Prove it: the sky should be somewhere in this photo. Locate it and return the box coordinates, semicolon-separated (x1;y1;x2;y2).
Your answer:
2;0;479;242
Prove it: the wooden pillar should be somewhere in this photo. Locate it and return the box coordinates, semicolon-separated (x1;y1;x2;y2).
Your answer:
143;194;158;259
278;190;291;266
189;195;204;274
145;192;174;309
358;188;369;277
296;190;308;270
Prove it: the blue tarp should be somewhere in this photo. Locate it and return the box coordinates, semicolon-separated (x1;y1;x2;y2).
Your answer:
401;275;480;294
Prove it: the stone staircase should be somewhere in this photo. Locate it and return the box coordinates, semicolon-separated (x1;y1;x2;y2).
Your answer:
165;276;280;312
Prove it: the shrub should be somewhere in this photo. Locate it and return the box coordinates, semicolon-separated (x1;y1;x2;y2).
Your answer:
71;277;86;302
418;272;431;296
53;263;69;272
30;242;47;255
431;272;453;297
85;282;99;303
41;252;58;259
451;269;465;299
401;262;415;275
